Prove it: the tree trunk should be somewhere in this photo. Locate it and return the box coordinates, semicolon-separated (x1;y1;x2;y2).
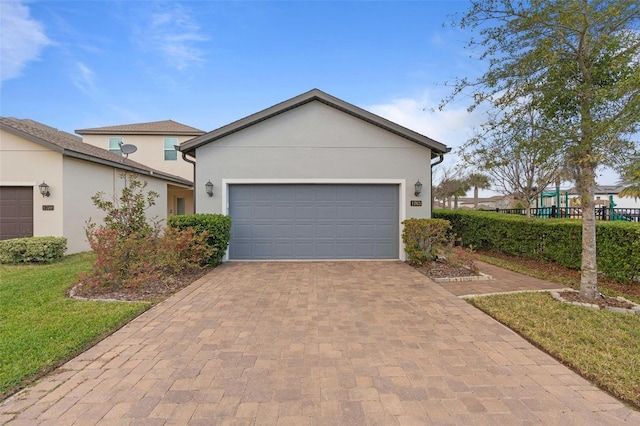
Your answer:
454;195;459;209
578;165;599;299
474;187;479;209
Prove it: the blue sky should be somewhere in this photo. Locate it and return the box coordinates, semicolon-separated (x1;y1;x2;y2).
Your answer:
0;0;622;186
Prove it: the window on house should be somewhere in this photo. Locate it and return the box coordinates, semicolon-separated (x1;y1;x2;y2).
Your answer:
109;137;123;155
164;138;178;161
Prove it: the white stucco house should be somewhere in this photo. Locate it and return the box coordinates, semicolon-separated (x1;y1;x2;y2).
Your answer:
0;117;192;254
179;89;450;261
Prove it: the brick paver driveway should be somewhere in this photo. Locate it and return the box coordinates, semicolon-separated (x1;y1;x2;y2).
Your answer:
2;262;637;425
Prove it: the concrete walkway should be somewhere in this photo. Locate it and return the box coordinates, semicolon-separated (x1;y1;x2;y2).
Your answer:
1;261;637;425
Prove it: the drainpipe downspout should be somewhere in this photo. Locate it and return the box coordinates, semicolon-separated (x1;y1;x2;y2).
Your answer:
179;148;197;213
430;153;445;213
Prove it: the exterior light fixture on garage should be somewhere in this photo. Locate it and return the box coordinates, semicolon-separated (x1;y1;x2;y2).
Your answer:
205;180;214;197
414;180;422;197
38;181;50;197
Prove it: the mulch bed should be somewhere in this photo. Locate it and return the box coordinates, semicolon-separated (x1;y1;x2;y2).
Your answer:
558;291;637;310
68;267;213;303
410;259;479;280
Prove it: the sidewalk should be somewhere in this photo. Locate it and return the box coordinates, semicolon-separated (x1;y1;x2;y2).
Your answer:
439;261;568;297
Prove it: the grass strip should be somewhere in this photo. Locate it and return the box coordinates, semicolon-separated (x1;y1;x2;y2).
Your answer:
469;292;640;409
0;253;149;398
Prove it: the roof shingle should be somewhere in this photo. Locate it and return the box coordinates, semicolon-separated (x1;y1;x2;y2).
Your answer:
75;120;204;136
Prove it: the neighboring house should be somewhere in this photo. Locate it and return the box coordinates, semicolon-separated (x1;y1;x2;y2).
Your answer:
457;195;513;210
567;185;640;209
179;89;450;261
76;120;204;215
0;117;192;253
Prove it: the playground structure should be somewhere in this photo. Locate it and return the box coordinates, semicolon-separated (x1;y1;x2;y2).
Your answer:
496;188;638;221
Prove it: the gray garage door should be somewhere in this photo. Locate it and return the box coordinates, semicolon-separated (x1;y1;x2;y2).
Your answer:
0;186;33;240
229;184;399;259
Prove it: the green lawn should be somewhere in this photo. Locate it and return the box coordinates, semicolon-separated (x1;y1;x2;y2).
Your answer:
470;292;640;409
0;253;149;398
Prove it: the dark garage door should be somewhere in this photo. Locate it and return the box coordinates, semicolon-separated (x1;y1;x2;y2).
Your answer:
229;184;399;259
0;186;33;240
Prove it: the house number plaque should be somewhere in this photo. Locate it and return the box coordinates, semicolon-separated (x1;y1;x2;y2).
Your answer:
42;205;54;211
410;200;422;207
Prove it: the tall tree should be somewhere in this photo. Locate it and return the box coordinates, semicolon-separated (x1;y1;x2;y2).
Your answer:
461;106;564;212
466;173;491;209
444;0;640;299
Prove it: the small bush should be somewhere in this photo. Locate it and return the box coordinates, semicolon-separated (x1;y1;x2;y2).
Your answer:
79;227;212;290
402;218;452;266
445;245;480;273
168;214;231;265
81;173;214;292
0;237;67;264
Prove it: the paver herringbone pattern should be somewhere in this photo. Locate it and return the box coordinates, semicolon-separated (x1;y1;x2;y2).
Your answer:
2;262;637;425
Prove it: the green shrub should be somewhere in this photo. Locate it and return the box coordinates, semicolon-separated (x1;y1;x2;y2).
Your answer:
81;173;213;291
168;214;232;266
434;210;640;283
79;227;212;290
0;237;67;264
401;218;452;265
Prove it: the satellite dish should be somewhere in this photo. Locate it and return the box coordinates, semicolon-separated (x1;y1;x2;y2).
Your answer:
120;144;137;155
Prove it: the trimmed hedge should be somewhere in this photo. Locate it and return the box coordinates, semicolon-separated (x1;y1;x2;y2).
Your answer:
167;214;231;266
0;237;67;264
433;210;640;284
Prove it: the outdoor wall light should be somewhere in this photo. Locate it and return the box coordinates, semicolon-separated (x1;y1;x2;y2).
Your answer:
38;181;50;197
414;179;422;197
205;180;214;197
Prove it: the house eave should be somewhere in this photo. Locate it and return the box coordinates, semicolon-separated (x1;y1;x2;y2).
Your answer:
178;89;451;158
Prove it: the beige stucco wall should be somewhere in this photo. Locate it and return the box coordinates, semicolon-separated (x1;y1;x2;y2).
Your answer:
167;186;195;217
81;134;195;181
63;158;170;254
0;129;64;238
196;101;434;220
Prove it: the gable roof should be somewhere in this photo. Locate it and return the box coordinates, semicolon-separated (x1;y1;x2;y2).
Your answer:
0;117;192;187
178;89;450;158
75;119;204;136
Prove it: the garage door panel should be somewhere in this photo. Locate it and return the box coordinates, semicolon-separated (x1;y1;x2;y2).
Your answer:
0;186;34;240
316;224;335;237
295;187;315;201
295;224;314;238
295;206;315;219
274;242;294;257
232;204;253;220
254;242;274;257
275;206;295;219
229;184;398;259
254;205;274;217
253;223;273;238
274;224;295;237
316;242;336;257
316;206;335;219
233;224;253;238
336;206;355;219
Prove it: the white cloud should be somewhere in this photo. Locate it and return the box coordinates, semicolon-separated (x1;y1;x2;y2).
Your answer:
366;90;486;152
73;62;96;94
0;1;50;81
366;90;492;191
135;4;209;70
